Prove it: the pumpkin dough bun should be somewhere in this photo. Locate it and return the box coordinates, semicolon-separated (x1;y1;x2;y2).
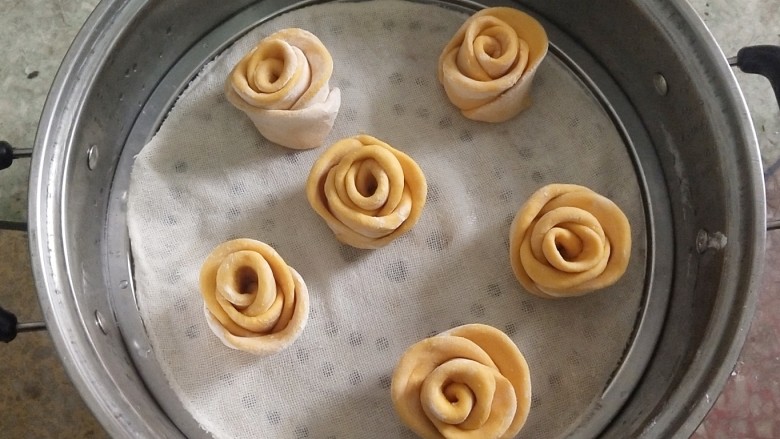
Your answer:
438;7;548;123
391;324;532;439
225;28;341;149
306;134;427;249
509;184;631;298
199;239;309;356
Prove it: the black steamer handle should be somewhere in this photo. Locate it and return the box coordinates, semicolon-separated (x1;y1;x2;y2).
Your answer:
729;45;780;231
729;45;780;111
0;140;44;341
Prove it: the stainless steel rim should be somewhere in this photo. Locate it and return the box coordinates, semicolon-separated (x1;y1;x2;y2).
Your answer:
29;0;182;436
639;0;766;436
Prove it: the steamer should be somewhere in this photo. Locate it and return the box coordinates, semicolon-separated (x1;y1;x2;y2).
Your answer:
1;0;778;437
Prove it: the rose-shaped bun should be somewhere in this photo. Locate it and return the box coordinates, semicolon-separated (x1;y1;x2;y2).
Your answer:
509;184;631;298
306;134;427;249
391;324;531;439
225;28;341;149
438;7;548;123
199;239;309;356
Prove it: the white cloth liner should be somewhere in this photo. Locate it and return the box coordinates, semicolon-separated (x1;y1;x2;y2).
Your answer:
127;1;647;438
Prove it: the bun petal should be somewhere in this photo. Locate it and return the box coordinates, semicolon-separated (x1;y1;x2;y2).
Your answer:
391;324;531;439
199;239;309;356
438;7;548;123
226;28;340;149
306;135;427;249
509;184;631;298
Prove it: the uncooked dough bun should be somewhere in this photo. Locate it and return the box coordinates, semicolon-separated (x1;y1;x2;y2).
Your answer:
509;184;631;298
225;28;341;149
391;324;532;439
306;134;427;249
199;239;309;356
438;7;548;123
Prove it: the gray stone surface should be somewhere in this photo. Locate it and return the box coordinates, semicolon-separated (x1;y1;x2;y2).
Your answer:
689;0;780;171
0;1;777;438
0;231;106;438
0;1;104;438
0;0;97;222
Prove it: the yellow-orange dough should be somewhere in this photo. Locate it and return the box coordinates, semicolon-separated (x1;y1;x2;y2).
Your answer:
225;28;341;149
199;239;309;356
509;184;631;298
306;134;427;249
438;7;548;123
391;324;532;439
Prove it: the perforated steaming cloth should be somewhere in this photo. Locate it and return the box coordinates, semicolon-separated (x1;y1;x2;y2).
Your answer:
127;1;648;437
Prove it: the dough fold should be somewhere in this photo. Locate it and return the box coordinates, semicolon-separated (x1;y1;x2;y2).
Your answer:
225;28;341;149
509;184;631;298
438;7;548;122
199;239;309;355
306;134;427;249
391;324;531;439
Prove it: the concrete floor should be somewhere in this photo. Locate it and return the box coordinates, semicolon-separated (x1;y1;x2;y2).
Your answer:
0;1;106;437
0;0;777;438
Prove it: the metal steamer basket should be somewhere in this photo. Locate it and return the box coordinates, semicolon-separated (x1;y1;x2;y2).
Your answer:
1;0;779;437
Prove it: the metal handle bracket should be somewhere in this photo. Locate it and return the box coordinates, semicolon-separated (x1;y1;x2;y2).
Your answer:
729;45;780;110
0;140;32;171
0;306;46;343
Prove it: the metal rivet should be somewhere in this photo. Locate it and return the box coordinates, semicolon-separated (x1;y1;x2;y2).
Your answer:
87;145;99;170
95;310;108;334
696;229;709;253
696;229;728;253
653;73;668;96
